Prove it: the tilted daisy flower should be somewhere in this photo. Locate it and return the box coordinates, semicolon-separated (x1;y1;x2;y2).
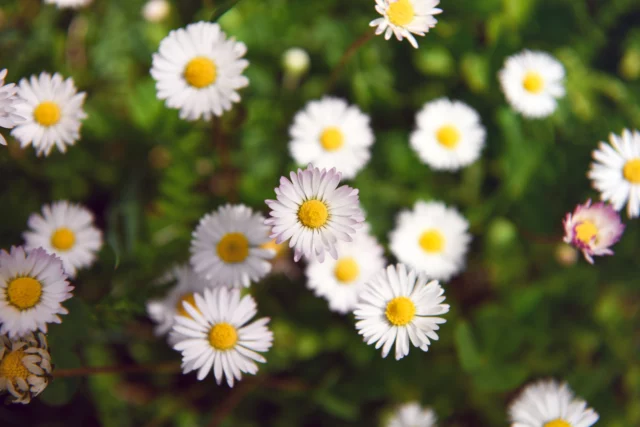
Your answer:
172;287;273;387
354;263;449;360
23;201;103;278
410;98;486;171
190;204;274;288
0;246;73;338
265;164;365;262
509;379;599;427
11;72;87;156
147;264;212;341
306;224;385;314
588;128;640;218
0;69;26;146
0;332;52;405
370;0;442;49
387;402;437;427
44;0;92;8
499;50;565;118
289;97;374;180
563;200;624;264
151;22;249;121
389;201;470;281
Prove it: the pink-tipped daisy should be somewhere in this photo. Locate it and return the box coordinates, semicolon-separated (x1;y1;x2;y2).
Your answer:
563;200;624;264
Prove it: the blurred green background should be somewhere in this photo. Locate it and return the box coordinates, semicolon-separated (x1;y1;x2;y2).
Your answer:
1;0;639;425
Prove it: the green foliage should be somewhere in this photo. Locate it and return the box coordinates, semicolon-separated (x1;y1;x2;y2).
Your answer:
1;0;639;426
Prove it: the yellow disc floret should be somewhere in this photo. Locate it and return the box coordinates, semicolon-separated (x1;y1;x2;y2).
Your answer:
51;227;76;251
575;220;598;245
184;56;217;88
334;257;360;283
7;277;42;310
385;296;416;326
175;293;199;318
623;158;640;184
436;125;461;149
33;101;61;127
298;200;329;229
419;229;445;253
0;350;29;380
319;127;344;151
387;0;415;27
522;71;545;94
217;232;250;263
544;420;571;427
208;322;238;351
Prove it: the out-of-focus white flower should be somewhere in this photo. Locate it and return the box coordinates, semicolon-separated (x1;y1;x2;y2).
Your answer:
499;50;565;118
142;0;170;22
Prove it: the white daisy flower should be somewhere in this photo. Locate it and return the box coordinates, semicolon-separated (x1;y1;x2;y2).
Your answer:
499;50;565;118
23;201;103;278
150;22;249;121
305;224;385;314
354;263;449;360
0;332;52;405
0;69;26;146
387;402;437;427
410;98;486;171
11;72;87;156
389;201;470;281
191;204;274;288
0;246;73;338
509;379;599;427
142;0;170;22
265;164;365;263
289;97;374;179
43;0;92;8
370;0;442;49
172;287;273;387
146;264;212;341
588;128;640;218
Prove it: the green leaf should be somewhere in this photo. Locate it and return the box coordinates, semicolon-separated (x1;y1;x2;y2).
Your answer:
454;321;483;372
210;0;244;22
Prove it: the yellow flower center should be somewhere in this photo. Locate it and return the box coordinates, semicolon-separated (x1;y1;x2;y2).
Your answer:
387;0;415;27
0;350;29;380
175;293;199;318
575;220;598;245
334;257;360;284
419;229;445;253
298;200;329;229
385;296;416;326
319;127;344;152
623;158;640;184
208;322;238;351
544;420;572;427
51;227;76;251
436;125;461;149
522;71;545;94
217;232;250;264
7;277;42;310
33;101;61;127
184;56;217;88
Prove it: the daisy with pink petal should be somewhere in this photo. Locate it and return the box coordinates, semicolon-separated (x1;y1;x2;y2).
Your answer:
563;200;625;264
